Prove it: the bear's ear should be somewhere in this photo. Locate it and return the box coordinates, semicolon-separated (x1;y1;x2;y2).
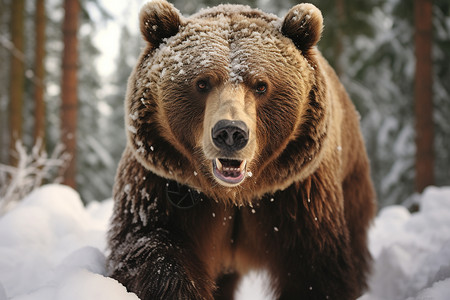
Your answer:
281;3;323;51
139;0;182;49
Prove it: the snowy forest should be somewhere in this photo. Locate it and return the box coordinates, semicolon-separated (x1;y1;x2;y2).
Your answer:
0;0;449;208
1;1;450;300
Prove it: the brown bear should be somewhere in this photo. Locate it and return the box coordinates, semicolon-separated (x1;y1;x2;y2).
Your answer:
107;1;376;299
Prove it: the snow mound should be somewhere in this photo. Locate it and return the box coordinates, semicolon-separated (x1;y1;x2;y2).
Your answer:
362;186;450;300
0;184;450;300
0;184;135;300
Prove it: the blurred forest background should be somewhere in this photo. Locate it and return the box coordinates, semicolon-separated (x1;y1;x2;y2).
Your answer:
0;0;449;208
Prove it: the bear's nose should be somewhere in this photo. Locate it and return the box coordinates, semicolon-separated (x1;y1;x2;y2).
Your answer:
212;120;249;152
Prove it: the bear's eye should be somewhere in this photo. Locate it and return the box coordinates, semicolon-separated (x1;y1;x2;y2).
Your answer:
196;80;210;92
255;82;268;94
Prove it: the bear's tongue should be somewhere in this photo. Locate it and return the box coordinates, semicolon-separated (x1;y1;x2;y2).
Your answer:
213;158;246;185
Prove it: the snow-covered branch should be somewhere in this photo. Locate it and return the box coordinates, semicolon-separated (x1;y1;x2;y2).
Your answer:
0;140;71;214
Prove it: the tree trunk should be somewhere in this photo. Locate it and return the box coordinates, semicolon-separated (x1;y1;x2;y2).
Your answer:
0;0;8;164
8;0;25;166
414;0;434;193
61;0;80;189
34;0;46;148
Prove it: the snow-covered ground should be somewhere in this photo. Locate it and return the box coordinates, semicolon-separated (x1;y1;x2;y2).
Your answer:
1;184;450;300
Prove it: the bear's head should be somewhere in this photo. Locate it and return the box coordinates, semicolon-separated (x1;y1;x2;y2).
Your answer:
126;0;329;205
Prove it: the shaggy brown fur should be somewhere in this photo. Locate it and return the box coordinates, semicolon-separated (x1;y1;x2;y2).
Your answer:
107;1;376;299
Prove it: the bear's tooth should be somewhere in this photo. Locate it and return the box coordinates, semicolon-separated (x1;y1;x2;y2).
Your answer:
216;158;223;171
239;160;247;172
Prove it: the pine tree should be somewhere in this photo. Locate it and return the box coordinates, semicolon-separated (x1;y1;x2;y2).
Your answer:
103;25;135;159
33;0;46;147
348;1;416;206
433;0;450;188
77;24;108;201
8;0;25;166
0;0;11;164
60;0;80;189
43;1;63;153
76;0;115;201
80;24;142;202
304;0;419;206
414;0;434;193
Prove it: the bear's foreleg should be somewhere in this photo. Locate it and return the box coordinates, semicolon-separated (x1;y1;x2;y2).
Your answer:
108;228;215;300
263;178;362;300
108;152;216;299
272;240;360;300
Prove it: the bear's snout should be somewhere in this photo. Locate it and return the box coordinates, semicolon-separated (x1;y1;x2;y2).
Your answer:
211;119;249;152
209;120;250;186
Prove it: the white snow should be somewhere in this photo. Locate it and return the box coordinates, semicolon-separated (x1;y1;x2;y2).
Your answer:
1;184;450;299
361;186;450;300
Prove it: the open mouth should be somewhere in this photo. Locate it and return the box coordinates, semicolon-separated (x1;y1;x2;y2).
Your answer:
212;158;247;185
